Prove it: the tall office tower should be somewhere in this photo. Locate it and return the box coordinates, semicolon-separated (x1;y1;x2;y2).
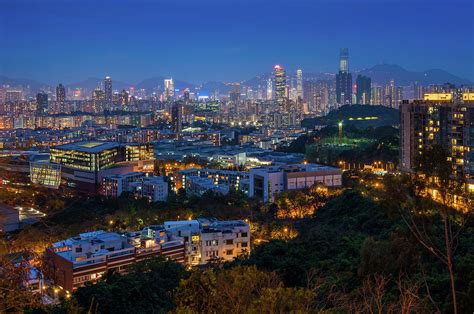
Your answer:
36;91;48;114
413;82;424;100
119;89;129;107
303;81;327;115
384;80;403;109
296;69;303;100
183;89;190;104
171;102;183;133
104;76;112;105
92;87;105;113
266;78;273;100
56;83;66;104
336;48;352;105
274;64;287;110
371;86;384;105
400;92;474;188
229;83;241;103
164;78;174;101
355;75;371;104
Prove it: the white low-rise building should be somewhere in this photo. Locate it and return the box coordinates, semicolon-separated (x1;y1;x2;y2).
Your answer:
248;163;342;202
164;218;250;265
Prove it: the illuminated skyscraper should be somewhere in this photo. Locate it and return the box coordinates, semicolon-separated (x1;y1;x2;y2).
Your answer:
384;80;403;109
171;102;183;132
56;84;66;104
92;87;105;113
119;89;129;107
164;78;174;101
413;82;424;100
104;76;112;105
274;64;287;110
266;78;273;100
36;91;48;114
355;75;371;104
339;48;349;72
371;86;384;105
296;69;303;100
336;48;352;105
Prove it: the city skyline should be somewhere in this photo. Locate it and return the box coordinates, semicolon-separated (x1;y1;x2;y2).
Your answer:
1;0;473;84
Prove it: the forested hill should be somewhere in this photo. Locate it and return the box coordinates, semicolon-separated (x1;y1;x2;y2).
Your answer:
302;105;399;129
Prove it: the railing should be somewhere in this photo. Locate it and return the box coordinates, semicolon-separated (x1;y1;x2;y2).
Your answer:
73;247;135;268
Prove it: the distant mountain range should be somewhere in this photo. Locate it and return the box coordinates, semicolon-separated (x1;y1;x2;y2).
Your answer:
356;64;473;86
1;64;472;95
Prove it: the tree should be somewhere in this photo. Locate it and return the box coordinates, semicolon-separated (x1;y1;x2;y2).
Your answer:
71;256;186;313
175;266;290;313
0;255;42;312
394;144;470;314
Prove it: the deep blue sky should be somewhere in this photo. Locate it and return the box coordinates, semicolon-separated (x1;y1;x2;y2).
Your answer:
1;0;473;85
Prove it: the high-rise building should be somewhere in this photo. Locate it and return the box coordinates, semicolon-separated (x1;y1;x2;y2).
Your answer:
303;80;330;115
336;48;352;105
104;76;112;105
266;78;273;101
296;69;303;100
384;80;403;109
413;82;424;100
56;83;66;104
92;88;105;113
371;86;384;105
339;48;349;73
171;102;183;133
164;78;174;101
119;89;129;107
355;75;371;104
183;89;190;104
229;83;241;103
400;92;474;191
274;65;287;110
36;92;48;114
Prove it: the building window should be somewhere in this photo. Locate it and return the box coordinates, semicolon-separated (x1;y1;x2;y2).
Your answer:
75;247;82;253
226;239;233;245
226;249;233;255
241;232;248;238
241;242;248;248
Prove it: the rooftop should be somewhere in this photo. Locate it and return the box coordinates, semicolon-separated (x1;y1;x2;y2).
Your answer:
52;141;120;153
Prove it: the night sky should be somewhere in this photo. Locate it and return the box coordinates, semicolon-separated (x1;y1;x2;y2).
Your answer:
1;0;473;84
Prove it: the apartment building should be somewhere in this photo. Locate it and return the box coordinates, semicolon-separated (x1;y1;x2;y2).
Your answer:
178;168;248;193
101;172;145;197
45;229;184;291
248;163;343;202
400;92;473;192
163;218;250;265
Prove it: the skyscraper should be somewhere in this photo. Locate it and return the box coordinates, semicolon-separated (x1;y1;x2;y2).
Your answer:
92;87;105;113
355;75;371;104
336;48;352;105
171;102;183;133
371;86;384;105
296;69;303;100
384;80;403;109
413;82;424;100
104;76;112;105
164;78;174;101
56;84;66;104
266;78;273;101
274;65;287;110
36;91;48;114
119;89;129;107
